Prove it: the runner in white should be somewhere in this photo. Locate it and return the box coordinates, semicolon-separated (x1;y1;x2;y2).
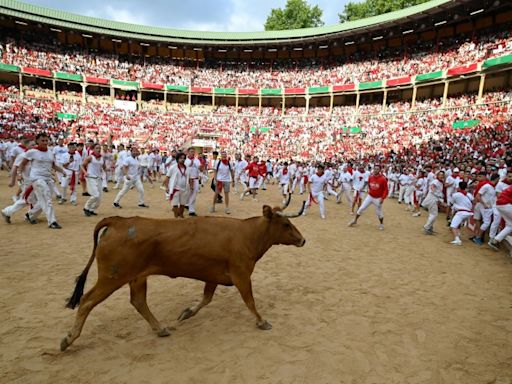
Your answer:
185;147;202;216
336;165;353;205
233;153;248;194
472;173;499;245
58;142;81;206
164;152;191;218
210;150;235;214
113;147;149;209
449;181;474;246
82;143;107;216
113;144;128;189
489;169;512;242
351;165;367;215
422;170;445;235
277;162;292;204
303;164;328;219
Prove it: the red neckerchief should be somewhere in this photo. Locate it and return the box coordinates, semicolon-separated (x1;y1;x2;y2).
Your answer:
316;172;323;177
178;163;186;177
459;190;468;196
68;151;75;155
19;144;27;151
283;168;288;175
91;152;102;160
34;146;47;152
221;159;229;165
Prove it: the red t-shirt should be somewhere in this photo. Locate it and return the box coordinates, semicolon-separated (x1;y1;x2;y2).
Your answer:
258;163;267;177
245;162;259;178
368;174;389;200
497;185;512;206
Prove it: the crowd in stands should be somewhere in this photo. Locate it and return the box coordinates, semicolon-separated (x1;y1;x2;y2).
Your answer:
1;24;511;88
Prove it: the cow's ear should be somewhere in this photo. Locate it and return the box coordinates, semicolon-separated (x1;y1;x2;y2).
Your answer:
262;205;273;219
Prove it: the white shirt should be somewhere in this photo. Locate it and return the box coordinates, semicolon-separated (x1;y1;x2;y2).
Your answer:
496;181;510;195
14;152;31;183
478;184;496;208
352;171;366;191
338;171;352;184
235;160;248;176
428;179;444;200
116;150;128;167
123;156;140;178
53;145;67;158
167;164;190;192
398;174;411;186
309;173;328;195
87;155;104;178
185;157;201;179
452;192;473;212
139;153;150;167
278;168;291;184
59;152;81;172
215;161;232;182
24;148;55;181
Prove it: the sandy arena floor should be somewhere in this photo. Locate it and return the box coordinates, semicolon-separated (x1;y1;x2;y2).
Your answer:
0;173;511;384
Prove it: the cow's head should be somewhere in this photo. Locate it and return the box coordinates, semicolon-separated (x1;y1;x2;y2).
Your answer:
262;202;306;247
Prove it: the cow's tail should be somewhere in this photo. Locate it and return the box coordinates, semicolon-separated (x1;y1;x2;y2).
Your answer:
65;217;112;309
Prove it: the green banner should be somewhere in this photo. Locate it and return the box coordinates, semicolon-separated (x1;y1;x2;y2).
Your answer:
261;88;282;96
342;127;362;134
55;72;82;82
308;86;330;94
359;81;383;90
0;63;20;73
452;120;480;129
482;54;512;69
111;79;139;88
166;85;189;92
415;70;444;82
56;113;77;120
250;127;270;133
214;87;236;95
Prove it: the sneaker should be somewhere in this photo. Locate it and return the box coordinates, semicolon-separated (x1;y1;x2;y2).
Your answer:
49;222;62;229
224;208;231;214
336;194;342;204
83;209;92;217
138;204;149;208
450;239;462;246
378;224;384;230
488;240;500;251
58;198;66;205
189;212;197;217
70;201;77;206
240;193;245;201
113;202;122;208
412;212;421;217
24;213;37;224
11;195;17;203
1;211;11;224
56;195;62;200
82;192;91;197
423;228;434;235
472;237;483;246
321;215;326;219
348;219;357;227
89;210;98;216
209;206;215;213
103;187;109;192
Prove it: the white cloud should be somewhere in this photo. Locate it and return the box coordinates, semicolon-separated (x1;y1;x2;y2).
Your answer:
85;5;148;25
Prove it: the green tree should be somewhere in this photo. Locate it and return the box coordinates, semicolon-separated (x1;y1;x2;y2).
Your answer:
264;0;324;31
339;0;430;22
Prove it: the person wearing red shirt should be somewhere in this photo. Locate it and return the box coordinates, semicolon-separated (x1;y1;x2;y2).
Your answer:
257;160;267;190
348;165;388;230
488;183;512;251
241;156;259;201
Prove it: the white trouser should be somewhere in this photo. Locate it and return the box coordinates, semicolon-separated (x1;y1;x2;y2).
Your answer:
404;185;415;205
102;170;108;188
52;179;61;198
2;183;34;218
339;183;353;205
114;166;123;187
490;205;502;240
187;179;199;213
85;177;103;212
388;181;396;197
114;177;145;205
281;183;289;195
475;204;493;232
61;171;78;203
422;197;439;230
305;192;325;217
326;184;338;197
450;211;473;229
357;195;383;218
495;204;512;242
299;177;305;194
398;185;407;202
291;176;298;192
32;179;56;225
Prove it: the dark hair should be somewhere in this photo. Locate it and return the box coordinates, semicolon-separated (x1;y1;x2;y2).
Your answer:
459;181;468;190
212;151;219;156
176;152;186;160
490;173;500;182
478;171;487;176
35;132;48;141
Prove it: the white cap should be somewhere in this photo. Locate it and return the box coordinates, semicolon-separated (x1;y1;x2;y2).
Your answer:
453;167;460;172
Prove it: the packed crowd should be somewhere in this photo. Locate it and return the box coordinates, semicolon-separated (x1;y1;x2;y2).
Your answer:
1;24;511;88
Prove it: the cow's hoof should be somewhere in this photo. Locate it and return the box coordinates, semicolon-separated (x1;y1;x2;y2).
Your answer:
157;327;171;337
257;320;272;330
177;308;194;322
60;337;70;351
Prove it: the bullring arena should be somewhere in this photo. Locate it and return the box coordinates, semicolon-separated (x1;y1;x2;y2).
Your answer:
1;0;512;382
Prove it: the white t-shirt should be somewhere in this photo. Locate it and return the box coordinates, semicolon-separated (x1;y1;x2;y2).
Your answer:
309;173;327;195
87;155;104;178
185;157;201;179
496;181;510;195
14;152;31;182
24;148;55;181
59;152;81;172
278;169;291;184
478;184;496;208
216;161;232;182
452;192;473;212
139;153;150;167
338;171;352;184
235;160;248;176
53;145;67;158
352;171;366;191
123;156;140;178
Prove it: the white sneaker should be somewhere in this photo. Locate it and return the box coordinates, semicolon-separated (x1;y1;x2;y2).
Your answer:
378;224;384;230
412;212;421;217
224;208;231;214
321;215;326;219
209;206;215;213
240;193;245;201
348;219;357;227
488;240;499;251
450;239;462;246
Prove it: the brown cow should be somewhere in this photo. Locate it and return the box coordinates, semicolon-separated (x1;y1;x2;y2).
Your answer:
60;202;305;351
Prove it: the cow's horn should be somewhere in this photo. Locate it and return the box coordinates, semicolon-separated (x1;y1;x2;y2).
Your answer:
276;201;306;218
282;193;292;209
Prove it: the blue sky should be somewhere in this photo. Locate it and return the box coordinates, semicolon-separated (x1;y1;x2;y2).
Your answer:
23;0;351;32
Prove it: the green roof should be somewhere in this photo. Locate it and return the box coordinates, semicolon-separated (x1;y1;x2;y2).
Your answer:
0;0;453;45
